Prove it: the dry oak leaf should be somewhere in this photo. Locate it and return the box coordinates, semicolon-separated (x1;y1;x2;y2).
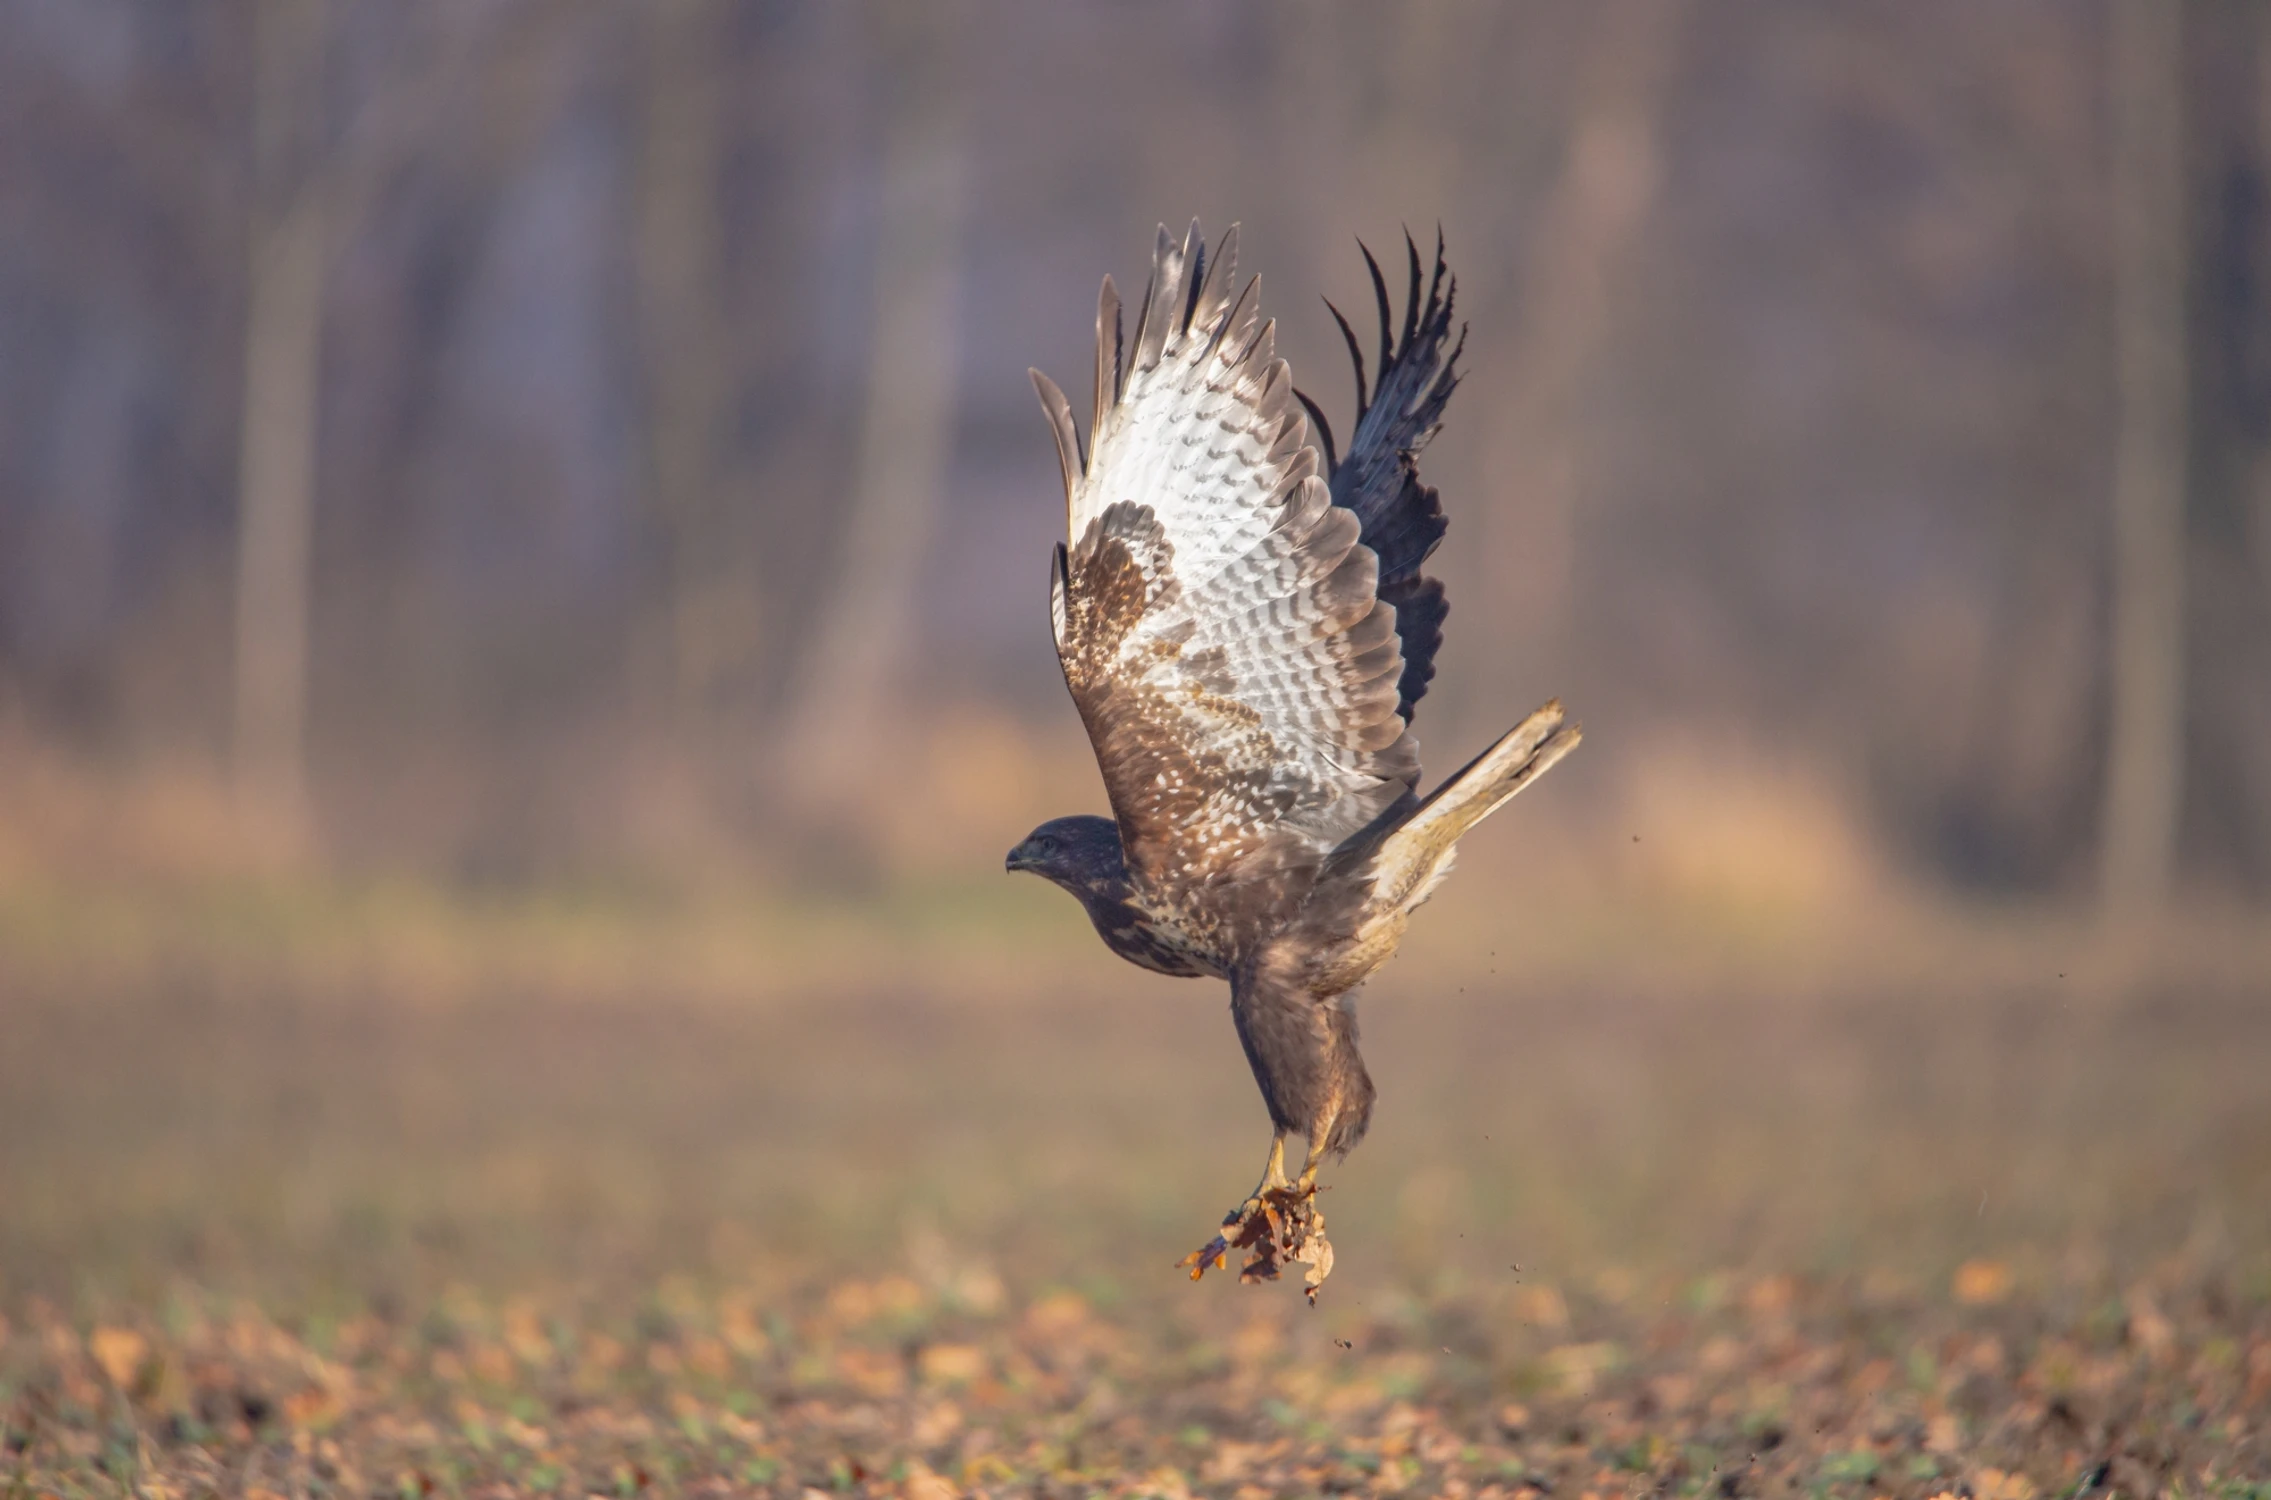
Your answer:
88;1326;148;1388
902;1461;961;1500
918;1344;986;1385
1953;1260;2013;1306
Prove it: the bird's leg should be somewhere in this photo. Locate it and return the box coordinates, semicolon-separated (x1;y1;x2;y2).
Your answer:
1181;1133;1286;1283
1259;1133;1291;1195
1178;1131;1335;1303
1186;1137;1282;1247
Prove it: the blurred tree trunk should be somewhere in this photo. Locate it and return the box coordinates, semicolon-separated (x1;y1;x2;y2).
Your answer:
2099;0;2189;919
2260;18;2271;582
1476;0;1686;687
2260;17;2271;574
636;0;743;731
775;8;966;807
2250;6;2271;886
233;0;330;836
231;4;583;845
2169;0;2271;893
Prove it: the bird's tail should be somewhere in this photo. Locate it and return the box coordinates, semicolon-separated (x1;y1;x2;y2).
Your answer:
1353;700;1581;905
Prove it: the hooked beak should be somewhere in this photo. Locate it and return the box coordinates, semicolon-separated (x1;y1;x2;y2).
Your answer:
1005;841;1038;874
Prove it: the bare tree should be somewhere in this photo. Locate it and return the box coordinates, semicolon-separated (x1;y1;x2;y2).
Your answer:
775;7;967;799
1473;0;1688;679
2099;0;2189;918
635;0;742;728
229;4;587;840
2256;7;2271;596
232;0;330;833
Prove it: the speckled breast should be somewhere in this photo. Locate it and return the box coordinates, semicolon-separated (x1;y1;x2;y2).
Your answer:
1086;894;1227;980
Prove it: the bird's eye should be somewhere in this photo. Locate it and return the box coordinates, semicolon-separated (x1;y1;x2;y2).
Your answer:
1037;835;1057;854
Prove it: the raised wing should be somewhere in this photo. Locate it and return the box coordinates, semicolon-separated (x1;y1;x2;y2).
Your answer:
1031;222;1418;908
1295;231;1465;729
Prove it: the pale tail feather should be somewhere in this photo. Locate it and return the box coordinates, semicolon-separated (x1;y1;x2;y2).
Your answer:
1358;700;1581;906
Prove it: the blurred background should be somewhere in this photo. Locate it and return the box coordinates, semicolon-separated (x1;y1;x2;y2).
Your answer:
1;1;2267;1312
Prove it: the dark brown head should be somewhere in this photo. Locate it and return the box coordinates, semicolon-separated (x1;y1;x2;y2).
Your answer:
1009;813;1217;977
1005;814;1127;897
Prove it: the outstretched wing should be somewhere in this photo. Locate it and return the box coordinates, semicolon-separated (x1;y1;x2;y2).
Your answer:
1031;222;1417;912
1295;232;1465;729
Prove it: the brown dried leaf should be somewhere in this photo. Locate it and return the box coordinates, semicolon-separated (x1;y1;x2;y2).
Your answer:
88;1326;147;1389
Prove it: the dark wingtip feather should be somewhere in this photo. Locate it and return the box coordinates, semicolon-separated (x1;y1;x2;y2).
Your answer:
1294;387;1339;473
1322;297;1369;423
1360;240;1394;379
1209;273;1264;364
1318;231;1469;727
1030;368;1083;501
1426;225;1450;318
1126;269;1156;380
1400;228;1422;352
1180;218;1207;332
1379;574;1448;723
1094;275;1123;436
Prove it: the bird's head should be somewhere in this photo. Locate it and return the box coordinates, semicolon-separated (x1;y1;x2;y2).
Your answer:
1005;814;1126;894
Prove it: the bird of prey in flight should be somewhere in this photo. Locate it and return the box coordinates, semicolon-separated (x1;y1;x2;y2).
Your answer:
1006;222;1579;1300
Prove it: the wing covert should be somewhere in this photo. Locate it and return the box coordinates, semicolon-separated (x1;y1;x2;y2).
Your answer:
1035;222;1419;902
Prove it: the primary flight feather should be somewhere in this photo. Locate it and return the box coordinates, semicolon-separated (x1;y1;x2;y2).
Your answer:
1007;222;1579;1299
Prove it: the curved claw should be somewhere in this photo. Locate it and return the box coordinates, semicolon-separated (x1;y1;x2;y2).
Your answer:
1178;1237;1231;1280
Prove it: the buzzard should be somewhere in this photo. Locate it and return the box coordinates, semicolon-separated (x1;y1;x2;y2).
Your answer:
1006;222;1579;1300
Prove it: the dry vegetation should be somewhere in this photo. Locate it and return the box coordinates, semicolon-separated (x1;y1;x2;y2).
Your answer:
3;870;2267;1499
8;1248;2269;1500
